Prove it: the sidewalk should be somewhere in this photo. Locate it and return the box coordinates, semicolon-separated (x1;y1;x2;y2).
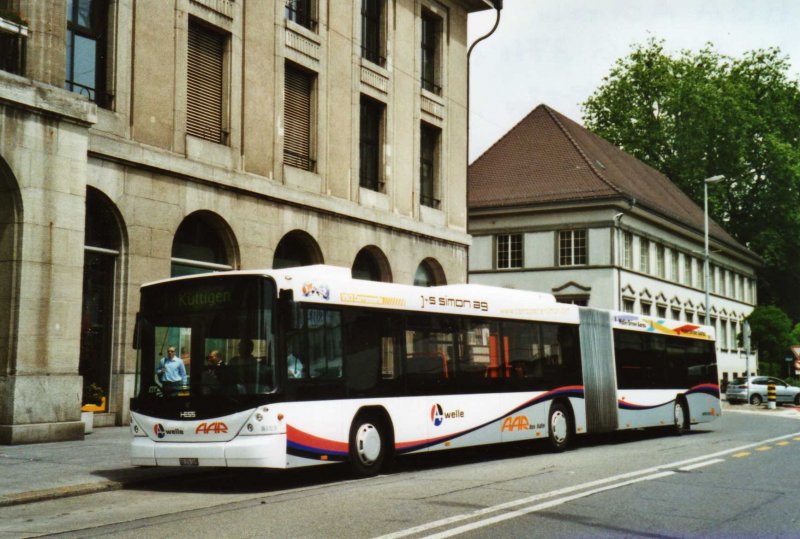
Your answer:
0;426;202;507
1;402;799;508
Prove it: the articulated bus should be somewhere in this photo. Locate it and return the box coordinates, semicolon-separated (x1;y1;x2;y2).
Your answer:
130;265;720;476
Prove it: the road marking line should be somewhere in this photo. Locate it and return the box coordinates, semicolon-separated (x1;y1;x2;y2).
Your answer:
776;441;790;446
794;437;800;441
420;472;677;539
679;458;725;471
373;431;800;539
731;452;751;458
755;446;771;451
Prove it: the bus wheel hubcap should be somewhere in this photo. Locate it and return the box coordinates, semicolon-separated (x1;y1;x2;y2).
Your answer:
551;411;567;443
356;424;381;465
674;403;684;428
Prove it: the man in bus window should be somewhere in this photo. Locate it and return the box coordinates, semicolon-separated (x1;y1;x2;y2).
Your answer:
158;346;187;396
202;350;229;395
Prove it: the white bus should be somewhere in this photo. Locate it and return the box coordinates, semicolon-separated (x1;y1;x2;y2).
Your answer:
130;265;720;476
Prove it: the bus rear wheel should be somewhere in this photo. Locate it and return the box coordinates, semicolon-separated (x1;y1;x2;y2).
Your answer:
548;402;573;452
348;415;388;477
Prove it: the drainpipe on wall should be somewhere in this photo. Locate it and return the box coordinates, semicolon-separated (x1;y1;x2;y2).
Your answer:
466;0;502;283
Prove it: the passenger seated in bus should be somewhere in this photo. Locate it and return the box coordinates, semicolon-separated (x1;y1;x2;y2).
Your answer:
201;350;231;395
287;347;304;379
158;346;186;396
229;339;256;393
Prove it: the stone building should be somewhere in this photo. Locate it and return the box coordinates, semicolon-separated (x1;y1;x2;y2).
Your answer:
468;104;761;385
0;0;493;444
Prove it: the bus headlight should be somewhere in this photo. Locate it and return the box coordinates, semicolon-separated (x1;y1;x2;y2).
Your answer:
130;417;146;437
240;408;282;436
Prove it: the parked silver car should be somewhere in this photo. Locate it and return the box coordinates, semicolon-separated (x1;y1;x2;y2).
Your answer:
726;376;800;405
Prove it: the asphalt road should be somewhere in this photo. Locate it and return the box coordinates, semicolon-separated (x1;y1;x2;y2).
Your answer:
1;410;797;538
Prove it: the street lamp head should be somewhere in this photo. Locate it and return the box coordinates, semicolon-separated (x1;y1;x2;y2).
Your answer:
705;174;725;184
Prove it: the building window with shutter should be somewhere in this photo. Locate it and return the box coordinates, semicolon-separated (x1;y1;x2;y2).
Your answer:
286;0;317;31
361;0;385;66
683;253;691;286
187;19;228;145
558;230;587;266
420;122;440;209
66;0;110;107
496;234;522;269
622;232;633;269
284;63;315;171
639;237;650;273
656;244;665;278
420;10;441;95
359;95;384;191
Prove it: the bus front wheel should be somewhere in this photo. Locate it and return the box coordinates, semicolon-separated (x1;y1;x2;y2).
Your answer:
673;399;690;435
548;402;573;452
348;415;388;477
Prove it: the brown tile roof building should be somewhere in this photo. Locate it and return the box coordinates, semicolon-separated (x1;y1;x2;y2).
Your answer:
468;104;746;253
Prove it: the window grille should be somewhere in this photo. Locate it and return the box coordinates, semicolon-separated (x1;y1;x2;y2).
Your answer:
496;234;522;269
559;230;587;266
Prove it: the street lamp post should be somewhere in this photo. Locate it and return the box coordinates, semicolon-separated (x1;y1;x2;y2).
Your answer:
703;175;725;326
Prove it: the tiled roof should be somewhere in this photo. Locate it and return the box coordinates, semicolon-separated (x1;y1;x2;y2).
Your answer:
468;104;744;250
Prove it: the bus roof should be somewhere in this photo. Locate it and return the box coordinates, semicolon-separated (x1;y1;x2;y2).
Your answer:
142;265;715;340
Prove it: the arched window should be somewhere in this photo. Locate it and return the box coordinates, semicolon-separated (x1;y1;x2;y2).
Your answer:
273;230;323;269
352;246;392;282
80;188;123;411
171;212;234;277
414;258;446;287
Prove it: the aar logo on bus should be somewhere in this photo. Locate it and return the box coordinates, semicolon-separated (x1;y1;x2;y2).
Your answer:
431;404;444;427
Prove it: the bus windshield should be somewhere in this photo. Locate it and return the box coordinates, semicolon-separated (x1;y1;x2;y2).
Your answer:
135;275;276;402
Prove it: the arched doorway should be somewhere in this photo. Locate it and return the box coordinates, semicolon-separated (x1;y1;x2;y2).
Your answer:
352;246;392;282
0;159;22;375
79;188;124;410
414;258;446;287
171;211;237;276
273;230;324;269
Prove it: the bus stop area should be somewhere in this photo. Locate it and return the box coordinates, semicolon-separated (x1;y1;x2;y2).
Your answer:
1;400;799;508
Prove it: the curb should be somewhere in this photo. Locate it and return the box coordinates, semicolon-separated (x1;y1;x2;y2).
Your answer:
0;481;125;508
0;468;213;508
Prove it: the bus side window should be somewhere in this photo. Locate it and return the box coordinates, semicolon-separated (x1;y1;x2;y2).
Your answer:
343;309;402;396
404;315;456;395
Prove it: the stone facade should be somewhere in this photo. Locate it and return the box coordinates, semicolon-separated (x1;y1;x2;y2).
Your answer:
0;0;490;444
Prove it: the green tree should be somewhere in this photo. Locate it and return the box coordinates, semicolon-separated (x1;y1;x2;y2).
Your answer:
745;305;792;375
582;39;800;321
791;322;800;346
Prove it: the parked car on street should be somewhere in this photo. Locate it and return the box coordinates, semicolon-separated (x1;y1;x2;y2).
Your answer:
726;376;800;405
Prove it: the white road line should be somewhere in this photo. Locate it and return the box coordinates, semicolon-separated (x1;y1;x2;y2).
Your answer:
678;458;725;471
421;471;677;539
372;431;800;539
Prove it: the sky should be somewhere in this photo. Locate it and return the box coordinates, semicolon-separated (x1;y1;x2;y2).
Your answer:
467;0;800;162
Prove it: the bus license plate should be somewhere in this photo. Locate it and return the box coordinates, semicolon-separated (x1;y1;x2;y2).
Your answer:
179;458;199;466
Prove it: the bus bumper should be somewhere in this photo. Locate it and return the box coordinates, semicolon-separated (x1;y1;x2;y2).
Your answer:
131;433;288;469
